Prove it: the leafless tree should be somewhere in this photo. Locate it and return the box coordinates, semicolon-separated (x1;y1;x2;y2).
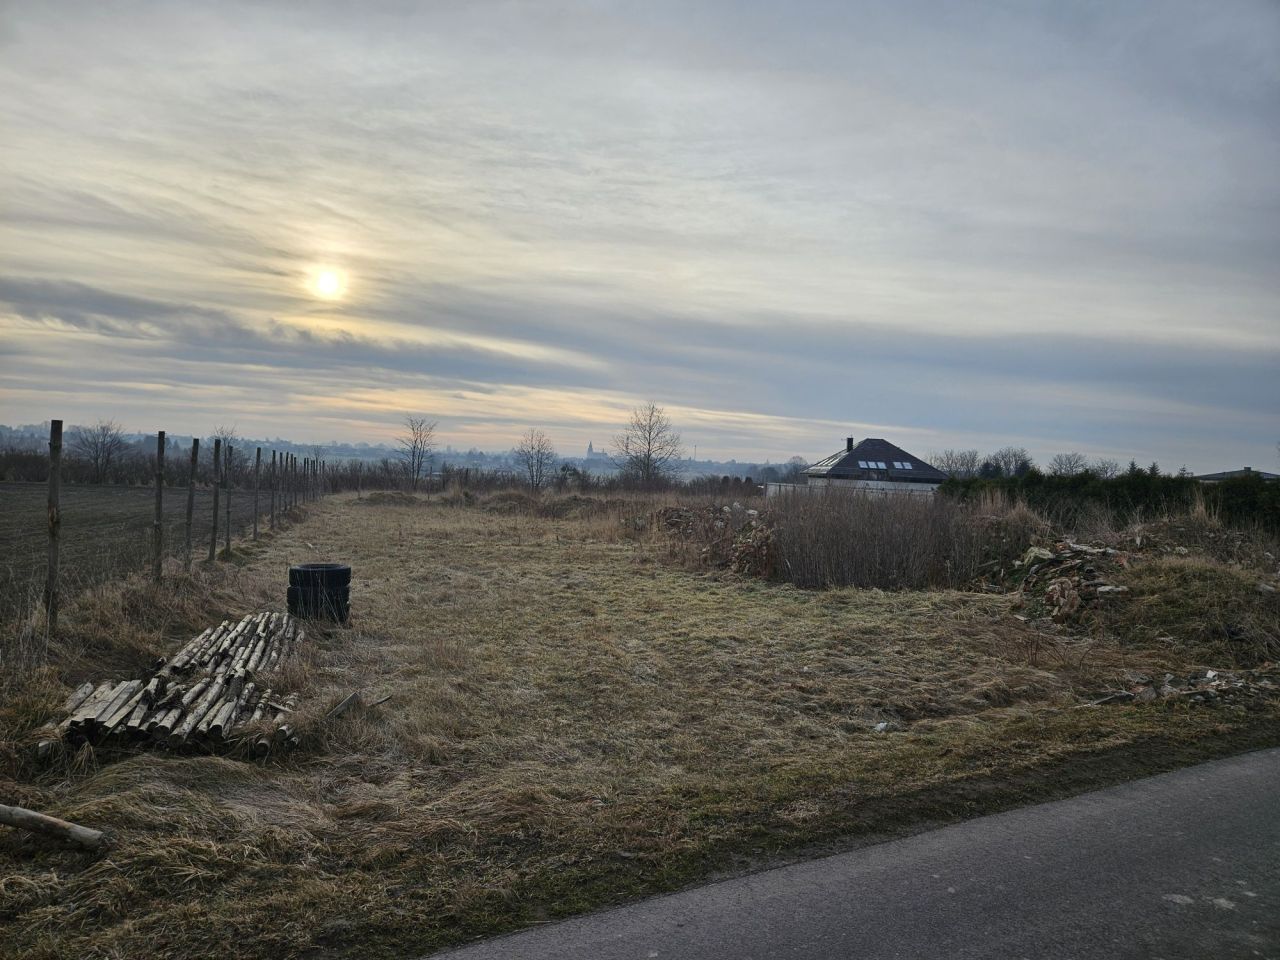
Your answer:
514;428;557;492
986;446;1034;477
69;420;127;483
1048;452;1089;476
397;416;436;491
930;449;981;479
1091;458;1120;479
612;401;683;489
210;425;243;483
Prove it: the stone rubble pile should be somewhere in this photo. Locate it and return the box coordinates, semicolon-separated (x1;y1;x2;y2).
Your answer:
1014;541;1132;622
1088;665;1279;708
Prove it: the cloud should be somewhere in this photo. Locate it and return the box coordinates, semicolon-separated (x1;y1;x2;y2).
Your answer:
1;0;1277;471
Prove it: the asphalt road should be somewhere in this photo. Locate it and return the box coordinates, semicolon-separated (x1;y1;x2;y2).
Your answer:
430;748;1280;960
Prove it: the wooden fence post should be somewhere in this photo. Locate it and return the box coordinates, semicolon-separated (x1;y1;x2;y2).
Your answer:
152;431;165;582
270;450;277;529
45;419;62;637
253;447;261;540
185;438;198;569
224;444;232;556
209;438;221;561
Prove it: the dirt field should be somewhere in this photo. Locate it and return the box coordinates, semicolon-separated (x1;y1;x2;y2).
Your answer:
0;482;270;621
2;494;1278;960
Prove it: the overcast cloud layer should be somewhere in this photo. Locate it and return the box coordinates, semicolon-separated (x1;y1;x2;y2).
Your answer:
1;0;1277;469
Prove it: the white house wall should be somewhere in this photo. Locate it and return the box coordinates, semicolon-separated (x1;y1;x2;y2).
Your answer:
765;478;941;498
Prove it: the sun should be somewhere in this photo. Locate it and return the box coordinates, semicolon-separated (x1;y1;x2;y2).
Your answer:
311;268;346;299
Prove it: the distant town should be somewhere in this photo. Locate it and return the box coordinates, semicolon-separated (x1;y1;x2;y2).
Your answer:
0;423;805;483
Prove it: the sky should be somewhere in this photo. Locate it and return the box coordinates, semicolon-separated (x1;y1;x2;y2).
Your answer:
1;0;1278;471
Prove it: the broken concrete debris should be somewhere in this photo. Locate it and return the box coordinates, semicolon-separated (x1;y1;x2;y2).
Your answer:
1086;665;1279;708
1014;541;1131;622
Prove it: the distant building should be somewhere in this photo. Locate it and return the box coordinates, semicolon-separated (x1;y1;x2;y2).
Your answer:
766;437;947;497
1193;466;1280;483
585;441;609;462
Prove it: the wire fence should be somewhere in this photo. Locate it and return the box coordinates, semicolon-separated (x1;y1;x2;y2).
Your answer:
1;422;326;627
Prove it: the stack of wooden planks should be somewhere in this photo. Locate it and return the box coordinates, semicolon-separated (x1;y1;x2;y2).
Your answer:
41;612;304;755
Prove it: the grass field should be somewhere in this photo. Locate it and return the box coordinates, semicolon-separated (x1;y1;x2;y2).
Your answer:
1;493;1278;959
0;482;271;622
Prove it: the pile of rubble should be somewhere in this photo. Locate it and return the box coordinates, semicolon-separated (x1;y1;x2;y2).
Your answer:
728;516;775;577
1088;665;1280;708
659;502;775;575
1013;541;1132;622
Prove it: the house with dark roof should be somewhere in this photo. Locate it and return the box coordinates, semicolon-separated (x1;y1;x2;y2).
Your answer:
765;437;947;497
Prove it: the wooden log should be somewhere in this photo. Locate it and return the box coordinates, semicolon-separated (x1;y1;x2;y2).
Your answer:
120;678;163;735
210;617;253;670
248;687;272;726
150;677;206;739
45;419;62;636
179;625;222;673
226;683;260;737
144;683;187;734
63;682;97;714
88;680;142;735
211;679;252;739
163;626;214;676
66;681;123;734
149;708;182;741
170;675;227;746
255;693;298;756
199;671;244;740
0;803;107;851
97;681;149;737
326;692;361;719
35;682;98;755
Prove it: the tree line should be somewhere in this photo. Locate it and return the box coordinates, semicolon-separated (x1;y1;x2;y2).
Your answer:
392;400;690;493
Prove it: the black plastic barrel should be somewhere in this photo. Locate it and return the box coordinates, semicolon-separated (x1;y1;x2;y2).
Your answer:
287;563;351;623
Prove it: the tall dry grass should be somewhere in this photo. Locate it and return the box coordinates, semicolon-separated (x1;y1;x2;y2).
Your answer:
767;488;1045;590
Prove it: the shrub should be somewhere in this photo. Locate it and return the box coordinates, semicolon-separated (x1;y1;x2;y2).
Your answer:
766;489;1013;590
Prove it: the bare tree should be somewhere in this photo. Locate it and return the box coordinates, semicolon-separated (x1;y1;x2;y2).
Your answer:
612;402;683;489
930;449;981;479
211;425;243;483
69;420;126;483
986;446;1034;477
397;416;436;491
514;428;557;492
1091;457;1120;479
1048;452;1089;476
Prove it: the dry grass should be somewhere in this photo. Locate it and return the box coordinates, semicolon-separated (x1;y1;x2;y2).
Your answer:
1;494;1278;960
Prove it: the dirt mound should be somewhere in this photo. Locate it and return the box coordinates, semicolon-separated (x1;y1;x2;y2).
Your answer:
1012;539;1280;667
1097;557;1280;666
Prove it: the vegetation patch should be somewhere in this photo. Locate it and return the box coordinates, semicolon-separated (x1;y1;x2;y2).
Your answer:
2;494;1278;960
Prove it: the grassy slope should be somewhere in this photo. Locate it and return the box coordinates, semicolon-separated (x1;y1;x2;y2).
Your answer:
2;497;1278;959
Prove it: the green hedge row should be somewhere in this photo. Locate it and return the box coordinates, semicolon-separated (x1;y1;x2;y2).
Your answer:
940;471;1280;531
